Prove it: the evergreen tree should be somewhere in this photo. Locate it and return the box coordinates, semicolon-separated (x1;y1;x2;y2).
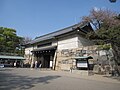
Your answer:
0;27;23;55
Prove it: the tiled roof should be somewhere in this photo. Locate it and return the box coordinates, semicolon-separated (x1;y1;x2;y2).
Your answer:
27;23;92;45
32;45;57;52
0;55;25;60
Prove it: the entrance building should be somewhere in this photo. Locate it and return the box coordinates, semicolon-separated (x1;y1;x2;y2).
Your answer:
0;55;25;67
24;23;94;70
32;46;57;68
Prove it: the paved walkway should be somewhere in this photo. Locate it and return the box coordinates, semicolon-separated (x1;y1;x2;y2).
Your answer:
57;71;120;84
0;68;120;90
38;68;120;83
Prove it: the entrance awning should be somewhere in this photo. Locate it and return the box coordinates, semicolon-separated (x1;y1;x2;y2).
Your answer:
0;55;25;60
72;56;93;59
32;45;57;52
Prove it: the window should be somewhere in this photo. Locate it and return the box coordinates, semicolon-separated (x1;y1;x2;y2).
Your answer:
37;42;52;48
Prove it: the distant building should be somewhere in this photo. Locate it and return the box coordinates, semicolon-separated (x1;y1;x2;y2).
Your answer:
0;55;25;67
24;23;95;70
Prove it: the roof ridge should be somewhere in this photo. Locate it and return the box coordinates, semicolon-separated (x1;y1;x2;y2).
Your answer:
26;22;92;45
35;23;81;39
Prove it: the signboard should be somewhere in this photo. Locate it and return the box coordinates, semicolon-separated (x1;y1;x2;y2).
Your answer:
77;61;88;68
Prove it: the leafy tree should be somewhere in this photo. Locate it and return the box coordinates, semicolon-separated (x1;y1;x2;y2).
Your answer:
82;9;120;75
0;27;23;55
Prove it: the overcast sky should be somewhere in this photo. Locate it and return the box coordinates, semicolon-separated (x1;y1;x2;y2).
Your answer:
0;0;120;39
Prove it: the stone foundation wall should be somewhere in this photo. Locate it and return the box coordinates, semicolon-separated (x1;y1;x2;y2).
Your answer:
55;45;110;70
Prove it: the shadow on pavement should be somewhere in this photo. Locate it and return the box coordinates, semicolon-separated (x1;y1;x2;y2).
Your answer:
0;69;61;90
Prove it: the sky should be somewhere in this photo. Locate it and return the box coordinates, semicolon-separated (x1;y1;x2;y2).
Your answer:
0;0;120;39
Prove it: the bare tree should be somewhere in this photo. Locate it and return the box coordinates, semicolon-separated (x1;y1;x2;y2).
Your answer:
82;8;120;75
22;37;32;45
82;8;118;30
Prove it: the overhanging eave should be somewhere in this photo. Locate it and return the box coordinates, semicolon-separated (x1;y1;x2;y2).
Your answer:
32;45;57;52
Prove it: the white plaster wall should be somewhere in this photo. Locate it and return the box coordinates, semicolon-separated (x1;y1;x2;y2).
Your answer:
25;47;34;55
78;36;94;47
52;40;57;46
33;45;37;49
57;35;78;50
